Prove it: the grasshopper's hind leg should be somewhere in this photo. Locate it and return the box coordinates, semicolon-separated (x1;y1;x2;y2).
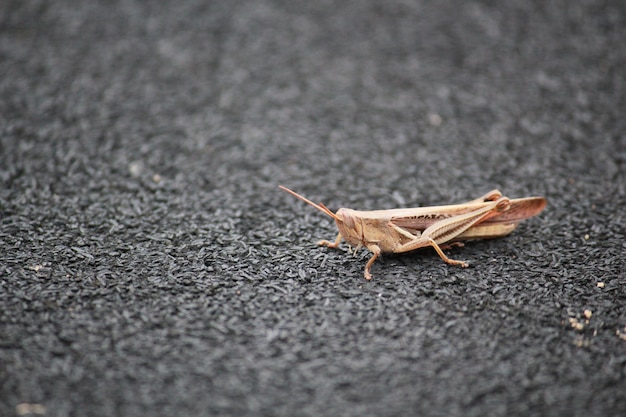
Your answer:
467;189;502;204
427;238;469;268
392;196;510;268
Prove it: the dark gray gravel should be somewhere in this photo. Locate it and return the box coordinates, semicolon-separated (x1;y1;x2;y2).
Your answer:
1;1;625;416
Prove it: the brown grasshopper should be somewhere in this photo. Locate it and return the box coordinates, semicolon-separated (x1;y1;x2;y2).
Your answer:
279;186;547;280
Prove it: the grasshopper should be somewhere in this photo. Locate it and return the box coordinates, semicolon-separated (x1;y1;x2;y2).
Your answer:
279;186;547;280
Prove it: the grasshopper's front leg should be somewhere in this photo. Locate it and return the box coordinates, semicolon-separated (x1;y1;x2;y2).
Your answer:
390;196;511;267
317;233;342;248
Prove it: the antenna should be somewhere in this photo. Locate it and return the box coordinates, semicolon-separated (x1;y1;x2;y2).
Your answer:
279;186;341;221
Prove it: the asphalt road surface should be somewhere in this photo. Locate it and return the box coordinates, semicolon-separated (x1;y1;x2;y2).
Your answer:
1;1;625;416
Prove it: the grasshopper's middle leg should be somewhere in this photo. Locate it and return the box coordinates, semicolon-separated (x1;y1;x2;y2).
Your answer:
318;234;381;280
364;245;382;280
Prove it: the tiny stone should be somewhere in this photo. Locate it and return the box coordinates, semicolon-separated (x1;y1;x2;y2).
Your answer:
428;113;443;126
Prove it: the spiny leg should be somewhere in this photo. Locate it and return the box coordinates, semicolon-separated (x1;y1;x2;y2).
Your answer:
317;233;342;248
391;196;510;267
420;198;509;266
389;223;469;266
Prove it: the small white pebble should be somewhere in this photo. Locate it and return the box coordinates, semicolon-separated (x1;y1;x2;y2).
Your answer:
428;113;443;126
129;161;144;177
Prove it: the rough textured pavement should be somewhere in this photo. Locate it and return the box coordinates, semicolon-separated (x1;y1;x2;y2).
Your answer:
1;1;625;416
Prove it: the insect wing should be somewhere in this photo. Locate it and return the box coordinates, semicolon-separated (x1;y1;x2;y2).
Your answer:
481;197;546;224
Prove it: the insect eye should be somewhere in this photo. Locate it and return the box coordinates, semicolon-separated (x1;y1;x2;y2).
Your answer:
342;213;355;229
